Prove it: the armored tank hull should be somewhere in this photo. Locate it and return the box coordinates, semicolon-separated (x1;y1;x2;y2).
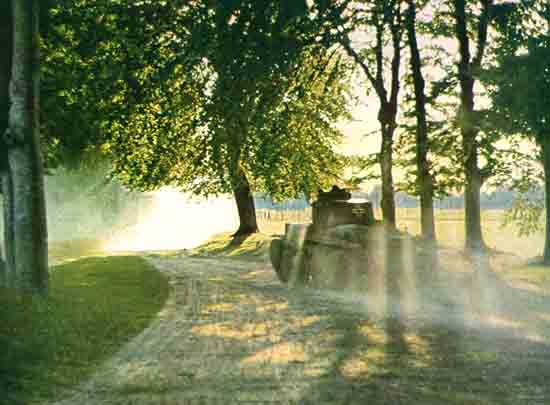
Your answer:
269;186;399;290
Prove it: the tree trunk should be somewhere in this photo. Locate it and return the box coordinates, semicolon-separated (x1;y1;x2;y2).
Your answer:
8;0;48;294
541;137;550;265
0;0;13;284
406;0;435;241
379;118;397;229
1;172;16;286
460;77;485;251
463;132;484;251
340;5;402;230
453;0;486;252
232;167;259;237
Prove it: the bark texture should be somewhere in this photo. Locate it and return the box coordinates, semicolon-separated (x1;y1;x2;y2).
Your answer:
8;0;49;294
541;137;550;265
232;166;259;237
453;0;491;251
406;0;435;241
1;174;16;285
380;119;397;227
378;10;402;229
0;0;13;284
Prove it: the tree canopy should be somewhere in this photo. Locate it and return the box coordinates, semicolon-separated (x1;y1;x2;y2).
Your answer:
41;1;352;194
484;0;550;262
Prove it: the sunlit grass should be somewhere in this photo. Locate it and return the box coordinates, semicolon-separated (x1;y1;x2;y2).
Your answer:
500;263;550;291
0;255;170;405
189;232;273;262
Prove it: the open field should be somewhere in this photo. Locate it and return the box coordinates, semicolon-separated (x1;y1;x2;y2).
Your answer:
257;208;545;259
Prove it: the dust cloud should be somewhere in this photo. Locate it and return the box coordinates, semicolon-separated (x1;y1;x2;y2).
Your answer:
274;219;547;349
40;168;238;252
304;233;550;346
104;188;239;252
4;168;550;347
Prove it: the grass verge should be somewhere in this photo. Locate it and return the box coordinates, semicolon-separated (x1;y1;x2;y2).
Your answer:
500;261;550;291
189;232;273;262
0;255;170;405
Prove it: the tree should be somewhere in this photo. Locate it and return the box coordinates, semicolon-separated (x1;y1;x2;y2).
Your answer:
486;1;550;263
338;0;404;228
195;1;312;235
41;1;352;236
452;0;493;251
404;0;435;241
3;0;49;294
0;0;13;282
40;0;196;169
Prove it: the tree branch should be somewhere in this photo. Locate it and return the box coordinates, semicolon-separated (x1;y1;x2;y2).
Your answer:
374;14;385;93
472;0;493;71
453;0;471;71
389;1;403;109
339;37;385;99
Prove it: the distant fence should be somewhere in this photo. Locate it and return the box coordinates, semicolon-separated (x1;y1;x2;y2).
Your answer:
257;208;312;224
257;206;506;226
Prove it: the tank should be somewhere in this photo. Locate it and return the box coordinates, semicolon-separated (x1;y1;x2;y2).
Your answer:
270;186;391;289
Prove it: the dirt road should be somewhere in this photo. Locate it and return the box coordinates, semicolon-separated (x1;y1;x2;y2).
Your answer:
48;253;550;404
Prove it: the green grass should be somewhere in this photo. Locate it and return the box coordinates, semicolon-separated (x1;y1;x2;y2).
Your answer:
189;232;273;262
501;261;550;289
0;254;170;405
